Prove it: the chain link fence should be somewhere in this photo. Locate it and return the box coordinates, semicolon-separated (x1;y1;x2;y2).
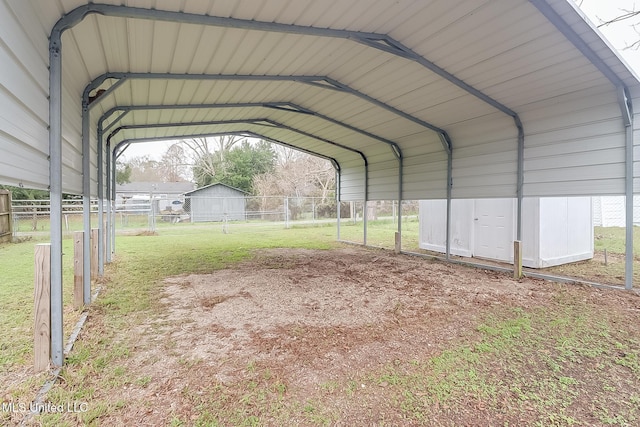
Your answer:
9;196;421;251
11;199;97;236
120;195;356;232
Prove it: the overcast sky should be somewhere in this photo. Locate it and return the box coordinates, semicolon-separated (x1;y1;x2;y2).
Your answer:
121;1;640;161
576;0;640;72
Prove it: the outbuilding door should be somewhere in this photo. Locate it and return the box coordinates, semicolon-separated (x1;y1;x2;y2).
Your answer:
473;199;514;262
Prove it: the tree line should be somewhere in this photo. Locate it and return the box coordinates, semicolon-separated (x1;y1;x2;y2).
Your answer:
117;136;336;204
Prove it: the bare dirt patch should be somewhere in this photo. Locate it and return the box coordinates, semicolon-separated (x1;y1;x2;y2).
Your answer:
159;247;545;370
81;246;639;426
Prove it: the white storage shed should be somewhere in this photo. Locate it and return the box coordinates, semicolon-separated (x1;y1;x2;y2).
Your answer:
419;198;593;268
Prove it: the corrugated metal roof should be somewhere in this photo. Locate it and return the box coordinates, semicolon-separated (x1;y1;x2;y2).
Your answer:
117;181;195;194
184;182;249;196
0;0;639;200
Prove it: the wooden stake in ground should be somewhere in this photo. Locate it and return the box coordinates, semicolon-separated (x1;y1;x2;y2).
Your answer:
514;240;523;279
34;243;51;372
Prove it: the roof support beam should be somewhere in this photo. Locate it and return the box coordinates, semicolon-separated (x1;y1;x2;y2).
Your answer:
104;110;130;134
106;118;366;163
88;72;413;154
60;3;519;150
98;101;400;156
87;72;406;205
304;77;451;152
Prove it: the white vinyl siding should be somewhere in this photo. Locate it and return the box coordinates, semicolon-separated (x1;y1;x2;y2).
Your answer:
521;85;627;196
0;0;49;189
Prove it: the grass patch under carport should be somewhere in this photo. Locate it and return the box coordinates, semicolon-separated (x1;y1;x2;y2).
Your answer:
544;226;640;286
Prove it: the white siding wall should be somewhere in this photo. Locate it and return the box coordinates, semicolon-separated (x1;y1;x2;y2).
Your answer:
449;113;518;199
401;133;449;200
418;199;474;257
0;0;50;189
338;159;365;202
521;85;627;197
0;1;87;195
592;196;640;226
633;107;640;195
538;197;593;267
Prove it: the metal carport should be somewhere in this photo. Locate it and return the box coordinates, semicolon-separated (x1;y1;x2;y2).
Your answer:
0;0;638;367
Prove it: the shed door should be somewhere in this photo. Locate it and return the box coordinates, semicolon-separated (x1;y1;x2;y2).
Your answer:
473;199;514;262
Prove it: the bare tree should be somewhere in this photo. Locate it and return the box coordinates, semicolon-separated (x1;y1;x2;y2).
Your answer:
579;1;640;50
180;135;245;185
272;145;303;166
253;150;335;202
180;138;217;179
306;156;335;204
214;135;243;162
128;155;165;182
160;143;189;182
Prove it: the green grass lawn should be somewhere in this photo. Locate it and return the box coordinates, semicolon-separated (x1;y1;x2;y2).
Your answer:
1;223;639;426
334;215;420;250
0;222;634;371
594;226;640;254
0;235;79;370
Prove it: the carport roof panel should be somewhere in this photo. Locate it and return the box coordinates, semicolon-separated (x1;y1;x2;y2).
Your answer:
6;0;639;198
47;0;640;92
50;0;639;125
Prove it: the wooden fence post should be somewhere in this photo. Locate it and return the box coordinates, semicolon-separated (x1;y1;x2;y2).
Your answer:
73;231;84;310
91;228;98;280
514;240;523;279
0;189;12;244
34;243;51;372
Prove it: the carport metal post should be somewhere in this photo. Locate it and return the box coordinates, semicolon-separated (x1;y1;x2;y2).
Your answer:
48;26;64;367
363;200;367;246
84;79;125;280
111;148;117;256
336;169;341;240
363;159;369;246
97;124;104;276
622;87;634;290
104;129;111;263
446;151;453;260
81;96;91;306
102;108;130;263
